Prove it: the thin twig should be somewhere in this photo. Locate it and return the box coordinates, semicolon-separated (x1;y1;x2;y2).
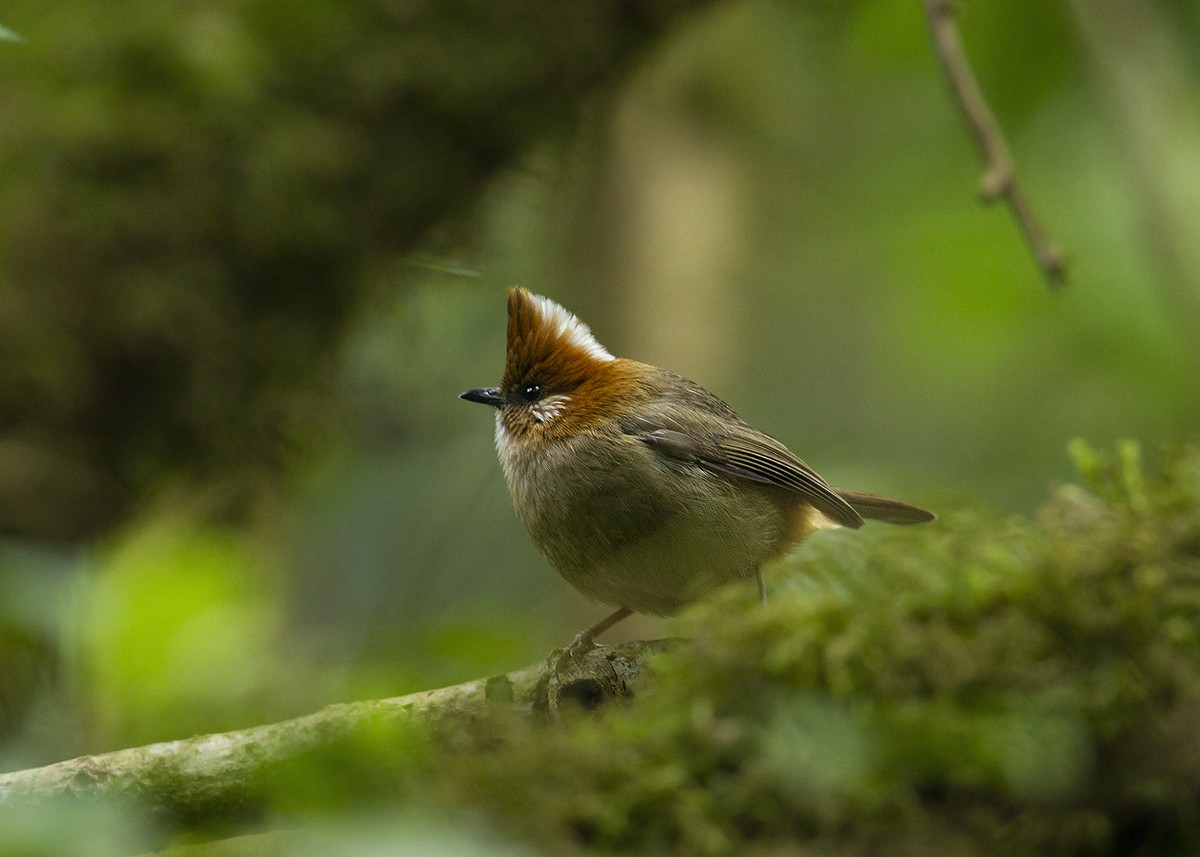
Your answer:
922;0;1068;287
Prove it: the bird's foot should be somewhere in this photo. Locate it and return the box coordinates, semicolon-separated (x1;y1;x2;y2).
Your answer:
552;630;598;672
567;627;599;658
543;633;623;714
547;607;633;685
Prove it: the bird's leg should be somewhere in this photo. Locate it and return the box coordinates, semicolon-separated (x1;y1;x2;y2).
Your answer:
756;570;767;605
563;606;633;662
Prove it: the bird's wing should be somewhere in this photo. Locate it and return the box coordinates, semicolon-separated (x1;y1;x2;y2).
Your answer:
622;411;864;529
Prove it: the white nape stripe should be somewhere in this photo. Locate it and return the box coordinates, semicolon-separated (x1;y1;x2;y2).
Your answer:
527;292;615;362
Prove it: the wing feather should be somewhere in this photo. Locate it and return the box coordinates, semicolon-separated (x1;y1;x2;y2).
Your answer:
630;419;864;529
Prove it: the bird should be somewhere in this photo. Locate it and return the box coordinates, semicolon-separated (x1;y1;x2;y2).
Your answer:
461;287;934;657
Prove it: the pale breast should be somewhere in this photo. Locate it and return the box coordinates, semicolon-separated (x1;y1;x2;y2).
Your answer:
497;421;793;615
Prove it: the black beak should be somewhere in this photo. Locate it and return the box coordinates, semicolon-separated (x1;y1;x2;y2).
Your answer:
460;387;506;408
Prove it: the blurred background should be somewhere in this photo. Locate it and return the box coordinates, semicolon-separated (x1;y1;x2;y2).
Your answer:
0;0;1197;846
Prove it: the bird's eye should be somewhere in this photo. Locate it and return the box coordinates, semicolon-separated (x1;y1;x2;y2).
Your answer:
520;383;543;402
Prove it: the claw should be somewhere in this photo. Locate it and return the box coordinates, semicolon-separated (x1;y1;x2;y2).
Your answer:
550;606;633;674
562;630;598;667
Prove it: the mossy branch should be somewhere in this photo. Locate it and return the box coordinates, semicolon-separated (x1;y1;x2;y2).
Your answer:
0;641;669;817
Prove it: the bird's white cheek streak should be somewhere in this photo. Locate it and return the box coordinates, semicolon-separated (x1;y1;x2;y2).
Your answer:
529;394;570;424
492;393;572;476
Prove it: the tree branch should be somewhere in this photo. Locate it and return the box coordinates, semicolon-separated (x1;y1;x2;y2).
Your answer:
922;0;1068;287
0;640;671;818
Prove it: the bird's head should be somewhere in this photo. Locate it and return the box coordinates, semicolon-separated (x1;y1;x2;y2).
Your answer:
460;287;646;443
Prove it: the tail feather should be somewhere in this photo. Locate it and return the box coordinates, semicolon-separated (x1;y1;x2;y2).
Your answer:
835;489;935;525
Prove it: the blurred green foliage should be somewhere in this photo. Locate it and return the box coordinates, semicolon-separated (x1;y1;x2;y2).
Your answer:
0;801;151;857
83;522;284;746
1;0;1199;852
0;0;711;542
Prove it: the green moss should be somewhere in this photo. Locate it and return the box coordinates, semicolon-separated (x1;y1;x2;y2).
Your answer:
430;442;1200;855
